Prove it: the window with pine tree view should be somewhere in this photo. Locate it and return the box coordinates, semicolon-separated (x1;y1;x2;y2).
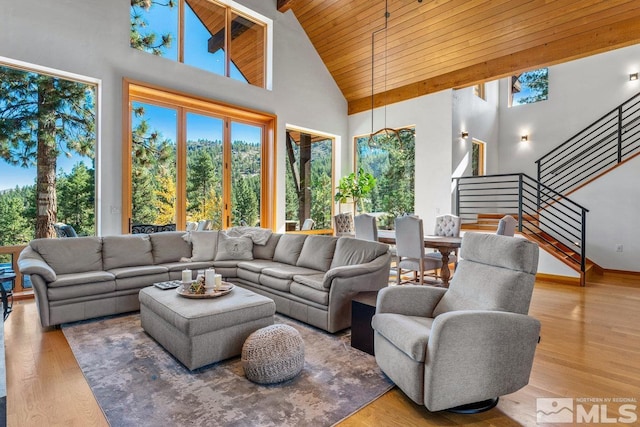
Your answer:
510;68;548;106
130;0;266;88
126;83;271;232
285;130;333;231
355;128;415;230
0;63;96;274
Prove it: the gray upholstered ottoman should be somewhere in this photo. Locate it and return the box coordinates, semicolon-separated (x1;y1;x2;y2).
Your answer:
241;324;305;384
139;285;275;370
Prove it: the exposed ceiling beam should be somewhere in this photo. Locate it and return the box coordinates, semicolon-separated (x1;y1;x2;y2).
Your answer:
348;15;640;115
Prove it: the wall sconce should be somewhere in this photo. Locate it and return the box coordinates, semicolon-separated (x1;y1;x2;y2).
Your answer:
461;131;469;139
630;73;638;81
521;135;529;142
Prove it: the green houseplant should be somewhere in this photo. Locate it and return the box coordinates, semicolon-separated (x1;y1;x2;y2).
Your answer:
334;167;376;213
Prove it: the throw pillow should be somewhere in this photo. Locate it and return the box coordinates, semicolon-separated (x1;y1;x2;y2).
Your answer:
182;231;218;262
215;233;253;261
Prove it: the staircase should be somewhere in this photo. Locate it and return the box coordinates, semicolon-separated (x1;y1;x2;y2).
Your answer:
455;91;640;286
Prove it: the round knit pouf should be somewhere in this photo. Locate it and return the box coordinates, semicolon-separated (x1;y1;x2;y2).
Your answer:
241;324;305;384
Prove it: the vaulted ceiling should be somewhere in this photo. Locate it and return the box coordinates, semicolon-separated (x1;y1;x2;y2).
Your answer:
277;0;640;114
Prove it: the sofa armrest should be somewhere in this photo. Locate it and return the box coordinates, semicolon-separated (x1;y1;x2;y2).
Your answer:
375;285;447;318
424;310;541;411
323;254;390;285
17;245;57;282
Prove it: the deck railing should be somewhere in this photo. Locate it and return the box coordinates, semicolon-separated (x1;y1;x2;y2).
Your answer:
0;244;31;297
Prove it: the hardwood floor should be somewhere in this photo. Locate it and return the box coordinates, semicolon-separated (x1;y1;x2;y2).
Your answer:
4;272;640;426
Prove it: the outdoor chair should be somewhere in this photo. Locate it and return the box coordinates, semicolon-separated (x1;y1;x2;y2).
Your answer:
53;223;78;238
301;218;315;230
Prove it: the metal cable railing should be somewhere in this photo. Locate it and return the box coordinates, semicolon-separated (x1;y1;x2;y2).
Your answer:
453;173;589;274
536;92;640;193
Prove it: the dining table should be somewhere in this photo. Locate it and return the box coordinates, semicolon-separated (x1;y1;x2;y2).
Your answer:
377;230;462;287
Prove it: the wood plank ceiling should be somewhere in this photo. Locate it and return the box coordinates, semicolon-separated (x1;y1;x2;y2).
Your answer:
278;0;640;115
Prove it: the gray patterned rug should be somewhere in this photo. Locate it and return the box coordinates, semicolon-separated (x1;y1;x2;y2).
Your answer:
62;313;393;427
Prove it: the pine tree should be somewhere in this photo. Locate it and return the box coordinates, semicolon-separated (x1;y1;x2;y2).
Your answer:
130;0;176;55
0;66;95;238
57;163;95;236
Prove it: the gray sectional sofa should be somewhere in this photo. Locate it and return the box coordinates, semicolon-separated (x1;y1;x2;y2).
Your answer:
18;230;391;332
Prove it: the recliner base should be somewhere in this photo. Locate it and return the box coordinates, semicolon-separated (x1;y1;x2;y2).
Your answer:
446;397;499;414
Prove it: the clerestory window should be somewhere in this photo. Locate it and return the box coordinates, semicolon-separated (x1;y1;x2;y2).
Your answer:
130;0;270;89
509;68;548;107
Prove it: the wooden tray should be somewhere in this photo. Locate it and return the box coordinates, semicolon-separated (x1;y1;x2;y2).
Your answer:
176;283;234;299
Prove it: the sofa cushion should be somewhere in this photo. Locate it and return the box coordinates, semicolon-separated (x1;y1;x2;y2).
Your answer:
215;233;253;261
272;234;307;265
48;271;115;288
108;265;168;279
181;231;218;262
150;231;192;264
289;282;329;305
252;233;281;260
103;235;154;270
330;238;389;269
47;281;116;301
237;260;287;273
159;261;214;272
261;265;321;280
30;236;102;275
297;235;337;271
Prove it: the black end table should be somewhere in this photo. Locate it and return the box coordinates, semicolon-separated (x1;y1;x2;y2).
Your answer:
351;291;378;355
0;272;16;320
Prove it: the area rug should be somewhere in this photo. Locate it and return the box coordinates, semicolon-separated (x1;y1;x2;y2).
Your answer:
62;313;393;427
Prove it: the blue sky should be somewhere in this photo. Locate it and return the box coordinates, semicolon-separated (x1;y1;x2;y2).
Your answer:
1;3;258;192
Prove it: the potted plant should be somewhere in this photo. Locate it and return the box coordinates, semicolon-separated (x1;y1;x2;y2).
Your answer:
334;167;376;213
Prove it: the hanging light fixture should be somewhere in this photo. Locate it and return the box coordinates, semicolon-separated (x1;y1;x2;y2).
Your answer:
367;0;418;145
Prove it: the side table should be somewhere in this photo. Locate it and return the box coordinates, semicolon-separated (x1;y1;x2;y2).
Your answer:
0;273;16;321
351;291;378;356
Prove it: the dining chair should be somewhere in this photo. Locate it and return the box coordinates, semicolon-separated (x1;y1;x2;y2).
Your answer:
425;214;461;266
496;215;517;236
301;218;315;230
394;215;442;285
354;213;378;241
333;213;355;237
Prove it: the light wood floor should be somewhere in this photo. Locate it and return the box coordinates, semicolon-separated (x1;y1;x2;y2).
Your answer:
4;272;640;426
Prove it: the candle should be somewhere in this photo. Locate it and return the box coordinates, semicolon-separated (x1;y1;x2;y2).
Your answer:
215;274;222;290
182;269;192;284
205;268;215;288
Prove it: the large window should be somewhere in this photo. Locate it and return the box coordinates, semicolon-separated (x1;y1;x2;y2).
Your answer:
124;82;275;232
0;61;97;242
510;68;548;106
285;129;334;231
130;0;268;88
355;128;415;229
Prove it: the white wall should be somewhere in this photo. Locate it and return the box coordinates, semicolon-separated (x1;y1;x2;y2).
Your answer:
571;155;640;271
496;44;640;271
348;90;454;229
498;44;640;177
451;81;500;177
0;0;347;235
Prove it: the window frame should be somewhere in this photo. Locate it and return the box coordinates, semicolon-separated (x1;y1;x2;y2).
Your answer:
0;55;102;235
122;79;276;232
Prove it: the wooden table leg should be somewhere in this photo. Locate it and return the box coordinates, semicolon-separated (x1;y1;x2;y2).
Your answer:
438;248;452;287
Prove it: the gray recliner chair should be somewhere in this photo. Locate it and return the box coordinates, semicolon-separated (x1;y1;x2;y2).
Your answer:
372;232;540;412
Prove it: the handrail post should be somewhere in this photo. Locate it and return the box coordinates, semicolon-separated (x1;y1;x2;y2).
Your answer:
617;106;623;164
518;174;523;232
454;178;460;216
536;161;541;211
581;208;587;282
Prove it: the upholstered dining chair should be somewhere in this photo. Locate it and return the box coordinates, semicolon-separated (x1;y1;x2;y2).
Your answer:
354;213;378;241
394;215;442;285
425;214;461;266
496;215;518;237
333;212;355;237
372;232;540;412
